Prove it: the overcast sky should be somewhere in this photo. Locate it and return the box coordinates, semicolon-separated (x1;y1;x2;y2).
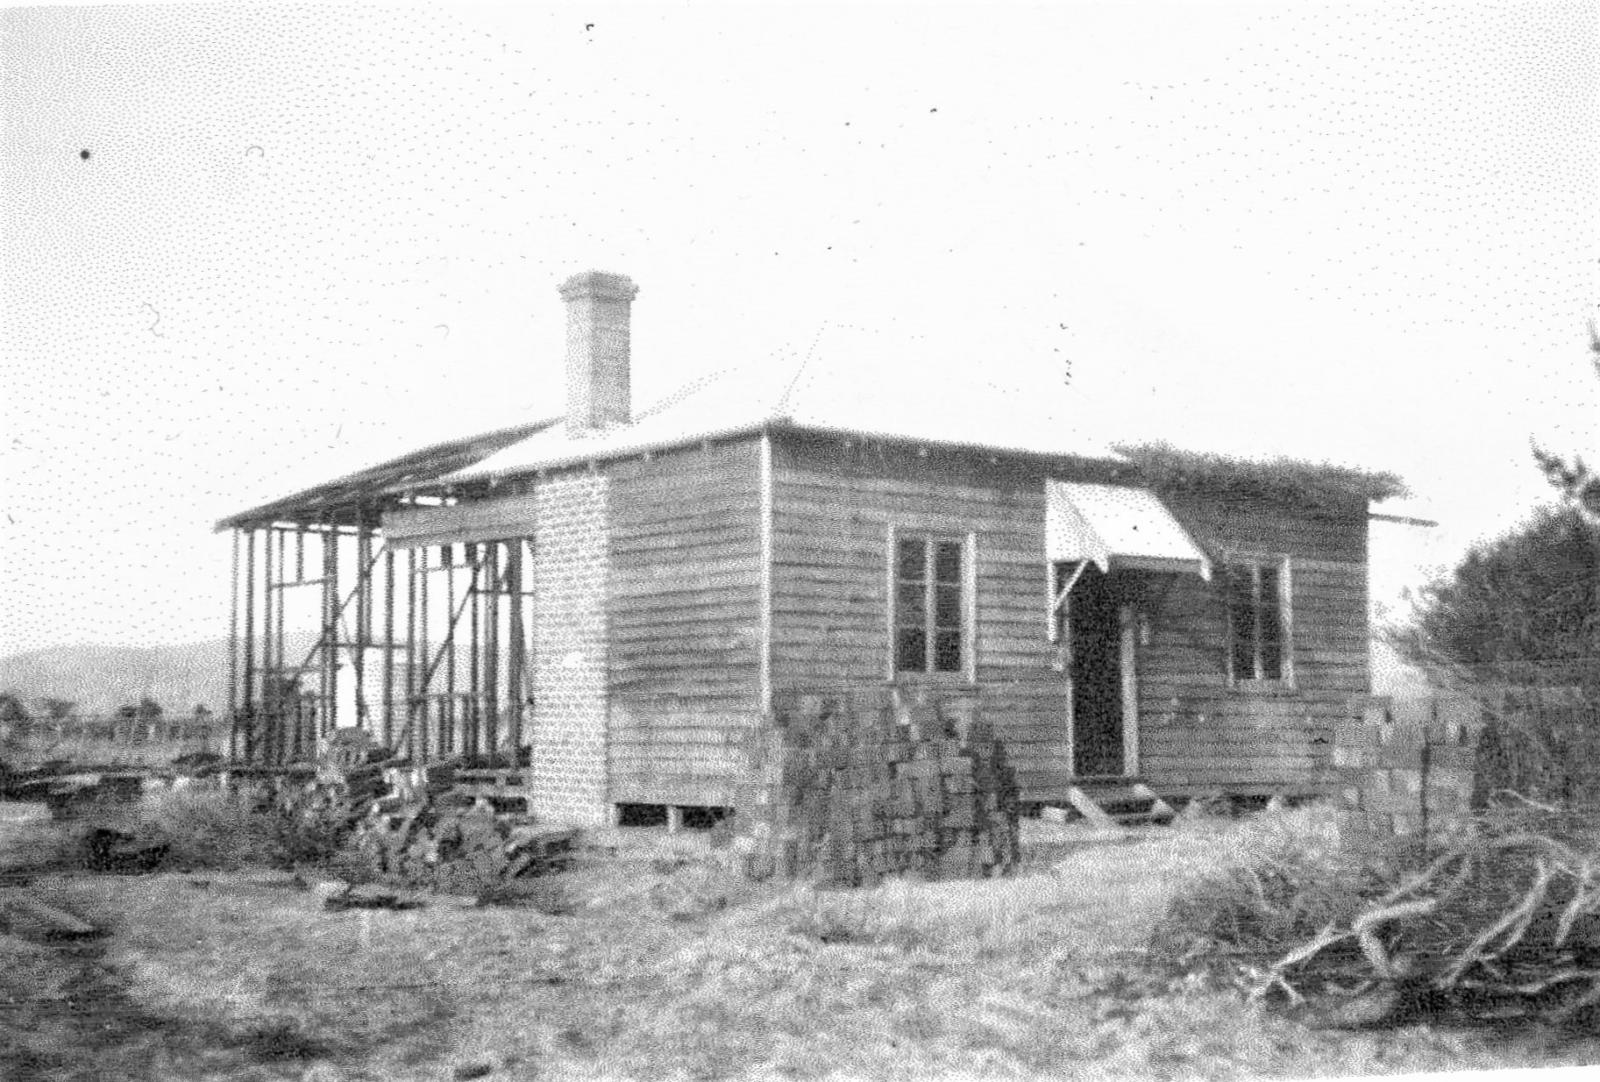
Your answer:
2;1;1596;655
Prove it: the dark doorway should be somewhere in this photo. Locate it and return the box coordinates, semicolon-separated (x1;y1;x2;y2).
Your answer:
1062;563;1126;777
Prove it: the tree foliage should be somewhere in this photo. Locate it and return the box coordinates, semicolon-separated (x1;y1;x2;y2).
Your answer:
1532;321;1600;520
116;695;164;722
41;697;77;721
1388;504;1600;672
0;691;29;724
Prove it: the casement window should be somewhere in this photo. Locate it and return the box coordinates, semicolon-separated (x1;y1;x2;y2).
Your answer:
892;534;971;677
1225;557;1292;685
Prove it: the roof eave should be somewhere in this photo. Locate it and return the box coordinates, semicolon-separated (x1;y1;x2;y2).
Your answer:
214;418;560;533
403;418;779;492
766;418;1130;471
413;417;1129;492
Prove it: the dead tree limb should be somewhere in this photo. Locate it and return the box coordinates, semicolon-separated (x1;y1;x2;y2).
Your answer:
1352;897;1437;980
1441;859;1555;987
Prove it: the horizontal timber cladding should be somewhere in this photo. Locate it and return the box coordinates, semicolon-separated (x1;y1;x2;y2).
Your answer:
769;436;1068;795
381;493;541;548
1134;489;1370;788
605;437;765;806
767;434;1373;798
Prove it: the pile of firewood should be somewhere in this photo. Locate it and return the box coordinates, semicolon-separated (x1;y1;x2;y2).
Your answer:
1168;805;1600;1029
252;735;576;896
355;799;575;895
731;690;1021;886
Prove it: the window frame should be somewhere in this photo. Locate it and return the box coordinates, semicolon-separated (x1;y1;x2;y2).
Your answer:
886;526;977;683
1224;553;1295;689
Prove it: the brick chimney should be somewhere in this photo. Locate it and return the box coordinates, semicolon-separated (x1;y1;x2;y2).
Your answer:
559;271;638;436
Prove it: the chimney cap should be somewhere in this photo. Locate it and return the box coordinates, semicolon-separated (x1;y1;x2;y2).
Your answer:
559;270;639;303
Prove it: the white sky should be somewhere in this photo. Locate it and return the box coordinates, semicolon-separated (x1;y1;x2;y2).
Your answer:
2;1;1597;654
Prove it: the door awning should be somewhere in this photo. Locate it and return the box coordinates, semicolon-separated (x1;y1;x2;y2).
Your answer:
1046;481;1212;579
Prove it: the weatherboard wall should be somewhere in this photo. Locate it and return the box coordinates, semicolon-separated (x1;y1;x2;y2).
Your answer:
367;432;1371;807
1132;490;1370;791
603;437;765;807
767;435;1073;795
766;434;1372;800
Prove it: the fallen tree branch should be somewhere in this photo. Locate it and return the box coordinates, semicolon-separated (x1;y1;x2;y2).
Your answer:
1441;859;1555;987
1248;922;1350;1003
1376;850;1470;908
1352;897;1437;980
1155;805;1600;1031
1489;789;1563;815
1554;862;1599;948
1459;969;1600;997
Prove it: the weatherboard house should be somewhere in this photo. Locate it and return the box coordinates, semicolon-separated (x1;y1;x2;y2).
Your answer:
218;271;1400;825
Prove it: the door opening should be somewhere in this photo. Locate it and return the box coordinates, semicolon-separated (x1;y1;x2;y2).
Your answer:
1056;562;1131;777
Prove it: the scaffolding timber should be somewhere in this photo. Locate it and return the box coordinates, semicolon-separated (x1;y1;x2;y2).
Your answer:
216;421;552;767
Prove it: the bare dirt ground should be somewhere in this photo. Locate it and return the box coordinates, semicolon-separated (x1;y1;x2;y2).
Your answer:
4;815;1598;1081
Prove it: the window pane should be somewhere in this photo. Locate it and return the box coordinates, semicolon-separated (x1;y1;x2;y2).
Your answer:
896;627;927;672
1259;565;1279;603
934;583;962;627
897;539;926;581
934;629;962;673
1228;566;1257;679
896;582;926;626
1260;632;1283;680
1259;565;1284;679
934;541;962;584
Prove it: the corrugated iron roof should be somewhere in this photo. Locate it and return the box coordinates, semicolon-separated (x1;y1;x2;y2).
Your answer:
434;325;1120;485
219;323;1398;527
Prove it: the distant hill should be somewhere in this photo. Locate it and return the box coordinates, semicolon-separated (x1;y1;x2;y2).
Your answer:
0;634;318;717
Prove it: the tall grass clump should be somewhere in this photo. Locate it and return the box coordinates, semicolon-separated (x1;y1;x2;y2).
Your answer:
122;787;282;870
80;785;355;873
1147;804;1385;985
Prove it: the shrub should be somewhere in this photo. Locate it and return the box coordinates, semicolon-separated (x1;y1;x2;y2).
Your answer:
63;787;279;872
135;788;279;870
68;784;362;874
256;782;367;870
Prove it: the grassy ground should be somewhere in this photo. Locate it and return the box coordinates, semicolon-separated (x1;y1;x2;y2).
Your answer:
4;810;1599;1081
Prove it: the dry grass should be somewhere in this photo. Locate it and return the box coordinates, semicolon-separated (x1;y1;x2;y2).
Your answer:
1153;803;1600;1029
4;809;1598;1081
1148;804;1380;978
131;787;286;869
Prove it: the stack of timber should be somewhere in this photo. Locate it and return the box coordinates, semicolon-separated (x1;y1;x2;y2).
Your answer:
248;731;576;896
731;687;1021;886
0;761;148;818
355;798;575;895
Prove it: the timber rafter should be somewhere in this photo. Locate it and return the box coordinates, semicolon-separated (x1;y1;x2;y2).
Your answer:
215;419;556;532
